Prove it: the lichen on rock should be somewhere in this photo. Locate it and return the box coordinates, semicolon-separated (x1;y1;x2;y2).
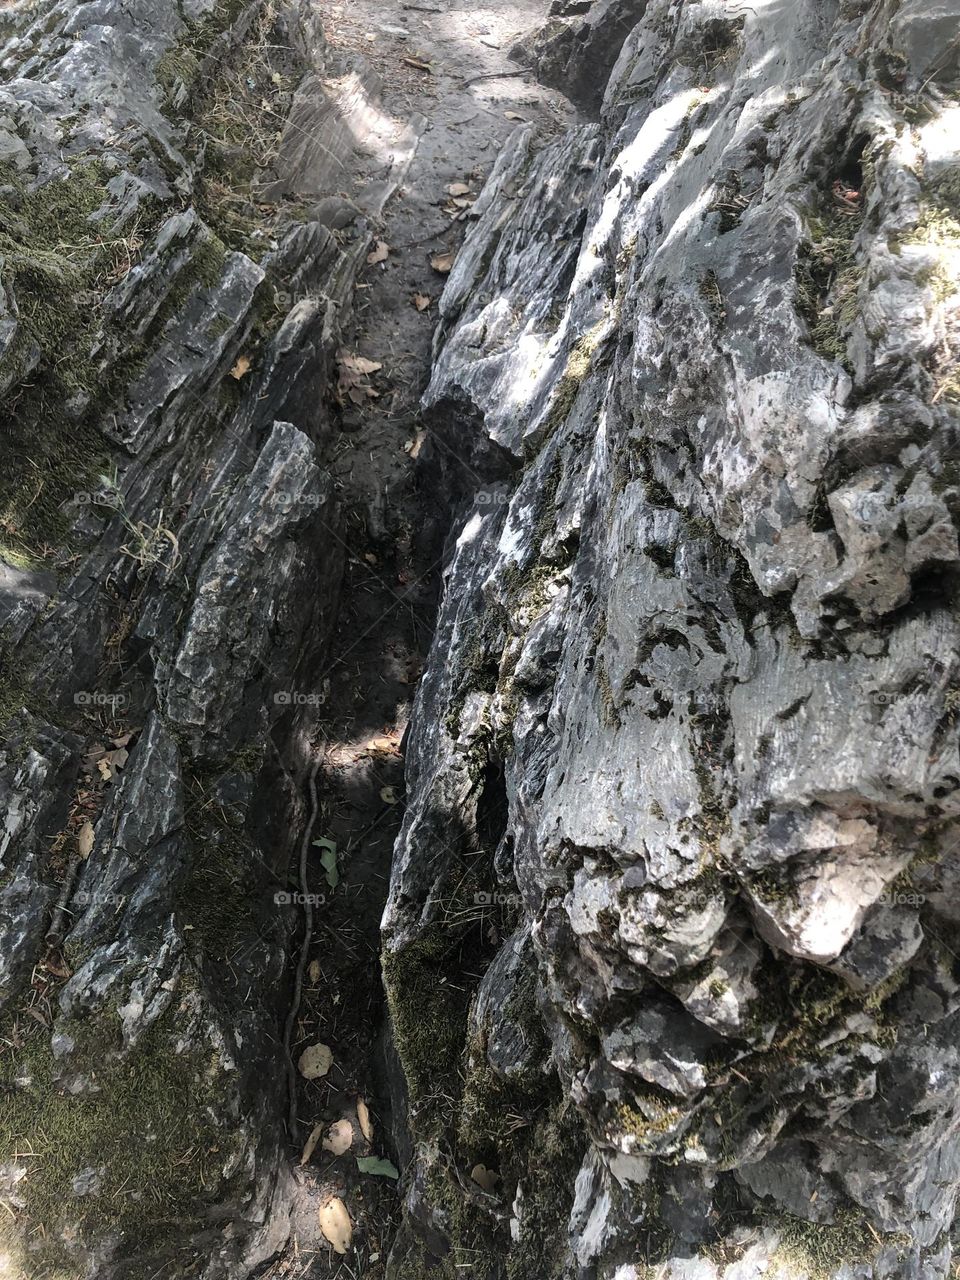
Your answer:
383;1;960;1276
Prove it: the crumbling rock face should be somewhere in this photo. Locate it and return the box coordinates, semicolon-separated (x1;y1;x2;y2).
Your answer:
384;1;960;1277
0;0;397;1273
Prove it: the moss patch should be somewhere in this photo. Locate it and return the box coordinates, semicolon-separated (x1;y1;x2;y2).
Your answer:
795;200;864;368
0;1001;241;1274
0;159;123;558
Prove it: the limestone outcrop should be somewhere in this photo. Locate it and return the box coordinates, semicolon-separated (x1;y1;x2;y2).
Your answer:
383;2;960;1276
0;0;391;1273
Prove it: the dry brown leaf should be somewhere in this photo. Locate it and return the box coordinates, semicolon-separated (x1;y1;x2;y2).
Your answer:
403;55;432;72
307;959;322;985
229;354;251;380
298;1042;334;1080
103;746;129;773
430;251;455;274
357;1097;374;1143
339;353;383;375
413;292;431;311
446;182;471;197
318;1197;352;1254
403;429;426;459
366;239;390;265
97;758;113;781
322;1118;354;1156
471;1163;500;1191
300;1123;325;1166
77;820;95;860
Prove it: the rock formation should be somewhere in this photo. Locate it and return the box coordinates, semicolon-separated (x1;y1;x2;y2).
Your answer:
383;1;960;1277
0;0;410;1273
2;0;959;1275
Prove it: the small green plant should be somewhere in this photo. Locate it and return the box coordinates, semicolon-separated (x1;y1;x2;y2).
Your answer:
313;837;339;889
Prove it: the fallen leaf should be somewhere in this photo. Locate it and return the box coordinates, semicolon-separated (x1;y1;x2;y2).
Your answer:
229;354;251;380
313;837;339;890
430;251;455;274
308;959;322;984
452;196;474;209
366;239;390;265
357;1097;374;1142
446;182;471;197
403;55;432;72
298;1042;334;1080
356;1155;399;1179
25;1006;50;1027
471;1163;500;1191
300;1123;325;1165
97;758;113;781
338;353;383;375
103;746;128;774
77;820;95;860
504;111;525;121
318;1198;352;1254
403;429;426;459
322;1118;354;1156
413;292;431;311
380;786;398;805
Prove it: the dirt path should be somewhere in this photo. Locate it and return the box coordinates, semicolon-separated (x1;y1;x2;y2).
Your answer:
259;4;570;1276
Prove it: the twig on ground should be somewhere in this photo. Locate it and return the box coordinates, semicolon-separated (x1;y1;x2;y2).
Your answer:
284;754;322;1136
463;67;531;85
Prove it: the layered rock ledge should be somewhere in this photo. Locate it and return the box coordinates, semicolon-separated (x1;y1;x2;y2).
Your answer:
384;2;960;1277
0;0;399;1272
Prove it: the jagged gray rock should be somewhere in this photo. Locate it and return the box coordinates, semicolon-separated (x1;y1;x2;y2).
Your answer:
0;0;382;1274
384;0;960;1277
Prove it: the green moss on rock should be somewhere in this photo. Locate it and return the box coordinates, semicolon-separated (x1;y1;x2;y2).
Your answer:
0;1001;243;1274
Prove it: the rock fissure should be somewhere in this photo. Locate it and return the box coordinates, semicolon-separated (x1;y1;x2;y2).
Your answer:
2;0;960;1277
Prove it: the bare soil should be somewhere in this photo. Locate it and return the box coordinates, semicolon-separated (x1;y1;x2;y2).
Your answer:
259;2;570;1275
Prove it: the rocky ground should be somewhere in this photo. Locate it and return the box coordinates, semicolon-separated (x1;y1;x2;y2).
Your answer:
0;0;959;1278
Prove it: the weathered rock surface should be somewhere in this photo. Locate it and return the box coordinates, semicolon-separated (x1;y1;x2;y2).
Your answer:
0;0;400;1273
384;1;960;1277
